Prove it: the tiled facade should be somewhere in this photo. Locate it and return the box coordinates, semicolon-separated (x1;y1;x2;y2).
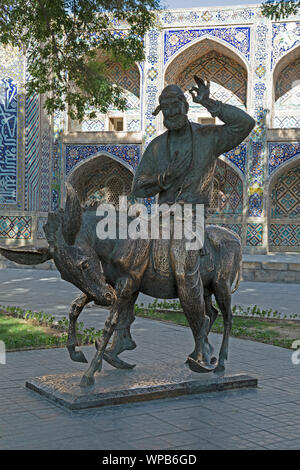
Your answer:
0;5;299;253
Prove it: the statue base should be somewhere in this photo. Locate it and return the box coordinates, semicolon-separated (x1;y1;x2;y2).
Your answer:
25;361;257;410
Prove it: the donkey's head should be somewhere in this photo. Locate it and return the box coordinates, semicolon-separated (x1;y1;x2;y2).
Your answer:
44;183;116;306
0;183;116;307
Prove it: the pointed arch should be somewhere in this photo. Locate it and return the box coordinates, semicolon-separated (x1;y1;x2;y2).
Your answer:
268;152;300;189
67;152;133;206
207;159;244;217
164;37;249;114
272;45;300;128
268;154;300;252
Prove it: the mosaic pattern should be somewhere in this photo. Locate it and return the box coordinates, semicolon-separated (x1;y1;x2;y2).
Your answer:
65;144;141;175
103;60;140;112
0;45;24;85
143;29;160;145
25;93;40;210
275;57;300;104
51;135;63;212
0;78;17;204
37;217;48;239
223;144;247;175
160;8;255;26
51;110;66;212
271;167;300;218
269;142;300;175
128;119;141;132
210;160;243;216
217;223;242;237
250;142;264;182
248;193;263;217
247;21;269;218
104;60;140;98
269;224;300;247
84;163;132;207
187;82;245;111
177;51;247;105
246;223;263;246
274;116;300;129
272;22;300;70
0;216;31;239
164;27;251;65
80;61;141;130
248;109;267;218
274;56;300;127
39;110;51;212
82;119;105;132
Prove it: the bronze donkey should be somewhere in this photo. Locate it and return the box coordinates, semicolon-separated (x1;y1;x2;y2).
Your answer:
0;184;241;387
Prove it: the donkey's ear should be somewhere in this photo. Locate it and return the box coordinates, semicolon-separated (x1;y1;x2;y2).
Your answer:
62;182;82;245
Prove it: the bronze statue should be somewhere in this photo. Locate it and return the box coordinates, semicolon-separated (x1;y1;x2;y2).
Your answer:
0;186;242;386
0;76;255;387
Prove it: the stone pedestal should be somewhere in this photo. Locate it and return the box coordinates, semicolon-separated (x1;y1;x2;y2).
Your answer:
25;361;257;410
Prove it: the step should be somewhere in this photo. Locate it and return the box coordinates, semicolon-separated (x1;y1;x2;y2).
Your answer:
242;258;300;284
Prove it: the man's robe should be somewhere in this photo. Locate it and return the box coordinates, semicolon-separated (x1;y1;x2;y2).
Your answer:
132;101;255;207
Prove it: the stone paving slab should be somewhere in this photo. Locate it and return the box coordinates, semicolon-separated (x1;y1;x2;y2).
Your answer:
26;363;257;410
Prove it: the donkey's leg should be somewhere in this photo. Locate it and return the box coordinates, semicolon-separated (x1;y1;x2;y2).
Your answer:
80;277;137;387
80;303;120;387
103;292;138;369
213;282;233;373
170;244;214;373
205;294;219;333
204;293;218;360
66;293;92;363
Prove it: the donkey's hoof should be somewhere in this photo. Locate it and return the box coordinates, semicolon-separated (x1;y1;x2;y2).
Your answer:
80;374;95;388
187;357;217;373
67;347;88;363
103;352;136;370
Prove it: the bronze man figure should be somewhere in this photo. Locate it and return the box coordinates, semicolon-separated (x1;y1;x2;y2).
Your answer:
132;76;255;207
129;76;255;371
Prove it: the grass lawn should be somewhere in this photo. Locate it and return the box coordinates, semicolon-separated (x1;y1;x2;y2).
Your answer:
1;302;299;352
0;305;103;351
134;306;300;349
0;312;67;350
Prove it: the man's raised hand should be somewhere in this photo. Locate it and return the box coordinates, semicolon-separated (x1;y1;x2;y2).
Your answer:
189;75;210;105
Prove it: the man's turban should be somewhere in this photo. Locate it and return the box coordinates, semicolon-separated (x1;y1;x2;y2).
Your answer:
152;85;189;116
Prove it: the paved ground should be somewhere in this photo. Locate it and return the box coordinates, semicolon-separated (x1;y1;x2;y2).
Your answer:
0;268;300;450
0;268;299;318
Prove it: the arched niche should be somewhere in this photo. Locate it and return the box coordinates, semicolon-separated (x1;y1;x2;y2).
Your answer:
67;153;134;208
164;38;248;123
272;45;300;128
76;52;142;133
207;159;244;217
268;156;300;252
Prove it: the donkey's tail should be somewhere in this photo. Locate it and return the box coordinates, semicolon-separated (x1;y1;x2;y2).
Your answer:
231;249;242;294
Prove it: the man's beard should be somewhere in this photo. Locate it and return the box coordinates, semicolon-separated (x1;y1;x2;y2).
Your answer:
163;114;188;130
